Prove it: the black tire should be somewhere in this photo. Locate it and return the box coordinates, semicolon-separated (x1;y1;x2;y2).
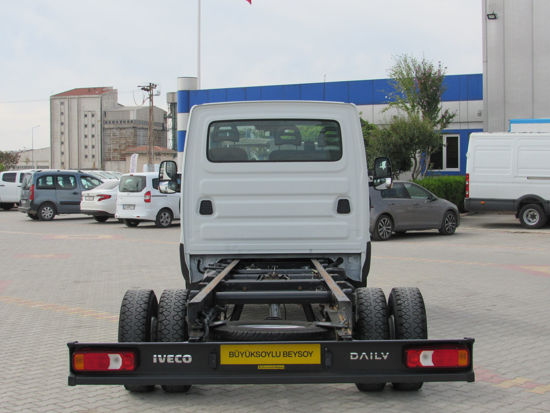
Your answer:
519;204;547;229
388;287;427;391
155;208;173;228
93;216;109;223
1;203;14;210
124;219;140;227
27;213;39;220
37;203;56;221
118;289;158;393
439;210;458;235
354;288;389;392
157;289;192;393
214;320;331;341
372;214;393;241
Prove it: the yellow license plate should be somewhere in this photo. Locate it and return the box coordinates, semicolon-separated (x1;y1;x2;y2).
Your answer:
220;343;321;365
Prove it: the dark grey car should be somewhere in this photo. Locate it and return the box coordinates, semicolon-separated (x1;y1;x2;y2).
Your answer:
19;170;102;221
369;181;460;241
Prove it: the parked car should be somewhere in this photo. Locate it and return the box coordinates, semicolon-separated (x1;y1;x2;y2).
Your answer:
19;170;102;220
0;170;34;210
369;181;460;241
115;172;180;228
80;180;120;222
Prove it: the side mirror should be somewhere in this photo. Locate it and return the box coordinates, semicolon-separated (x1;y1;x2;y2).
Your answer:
372;157;392;190
158;160;180;194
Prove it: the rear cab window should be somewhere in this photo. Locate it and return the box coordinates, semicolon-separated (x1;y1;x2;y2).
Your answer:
2;172;16;183
119;175;146;192
207;119;342;162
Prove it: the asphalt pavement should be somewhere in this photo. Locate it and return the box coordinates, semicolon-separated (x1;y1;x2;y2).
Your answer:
0;210;549;412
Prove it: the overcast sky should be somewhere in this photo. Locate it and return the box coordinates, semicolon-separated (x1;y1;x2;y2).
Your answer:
0;0;482;152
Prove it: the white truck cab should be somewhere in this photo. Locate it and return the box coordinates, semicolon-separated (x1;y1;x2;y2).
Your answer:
161;101;390;286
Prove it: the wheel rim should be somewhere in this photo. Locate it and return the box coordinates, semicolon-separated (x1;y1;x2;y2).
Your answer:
159;212;171;227
444;213;457;233
377;217;392;240
523;208;540;226
41;206;54;220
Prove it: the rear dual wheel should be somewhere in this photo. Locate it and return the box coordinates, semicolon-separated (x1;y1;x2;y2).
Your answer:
118;289;158;393
157;289;192;393
353;287;427;392
388;287;427;391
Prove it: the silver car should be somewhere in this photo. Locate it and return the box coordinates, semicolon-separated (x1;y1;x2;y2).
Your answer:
369;181;460;241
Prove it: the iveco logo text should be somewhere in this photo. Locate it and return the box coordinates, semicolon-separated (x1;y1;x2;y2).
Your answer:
350;352;390;361
153;354;192;364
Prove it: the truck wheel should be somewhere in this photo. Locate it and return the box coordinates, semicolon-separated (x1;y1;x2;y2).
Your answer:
155;208;173;228
519;204;547;229
388;287;427;391
124;219;140;227
372;214;393;241
118;289;158;393
157;289;192;393
354;288;389;392
214;320;330;341
93;216;109;223
37;203;56;221
1;203;14;210
439;210;458;235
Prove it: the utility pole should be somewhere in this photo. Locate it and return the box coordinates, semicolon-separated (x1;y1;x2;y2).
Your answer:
138;83;157;171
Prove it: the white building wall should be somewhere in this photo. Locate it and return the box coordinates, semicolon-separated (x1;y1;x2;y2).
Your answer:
483;0;550;131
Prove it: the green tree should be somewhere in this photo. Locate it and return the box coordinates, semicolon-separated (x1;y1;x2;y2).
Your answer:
0;151;20;170
386;54;455;179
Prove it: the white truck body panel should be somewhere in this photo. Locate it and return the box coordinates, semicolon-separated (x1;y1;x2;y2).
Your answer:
181;101;370;282
465;132;550;212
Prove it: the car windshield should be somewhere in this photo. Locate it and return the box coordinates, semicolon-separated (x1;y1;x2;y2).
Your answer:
207;119;342;162
94;180;120;190
119;175;146;192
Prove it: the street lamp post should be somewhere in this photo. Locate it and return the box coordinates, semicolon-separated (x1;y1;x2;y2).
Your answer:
31;125;40;169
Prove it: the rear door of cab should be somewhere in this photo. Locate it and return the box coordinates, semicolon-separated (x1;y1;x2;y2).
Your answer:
182;101;369;257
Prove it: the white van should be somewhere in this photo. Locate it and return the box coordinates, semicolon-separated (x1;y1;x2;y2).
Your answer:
0;170;34;210
115;172;180;228
465;132;550;228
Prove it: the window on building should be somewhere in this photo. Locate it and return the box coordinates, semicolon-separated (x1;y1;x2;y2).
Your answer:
92;145;95;149
60;122;64;126
430;135;459;171
60;112;64;116
84;114;88;118
84;145;88;149
60;131;64;135
85;155;88;159
84;124;87;128
91;113;95;118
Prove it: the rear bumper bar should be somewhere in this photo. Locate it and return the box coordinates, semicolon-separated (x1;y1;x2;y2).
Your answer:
68;338;474;386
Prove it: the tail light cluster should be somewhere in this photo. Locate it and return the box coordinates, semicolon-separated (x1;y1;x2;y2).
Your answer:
30;184;35;201
73;351;136;372
406;347;470;369
465;173;469;198
144;191;152;203
97;194;111;202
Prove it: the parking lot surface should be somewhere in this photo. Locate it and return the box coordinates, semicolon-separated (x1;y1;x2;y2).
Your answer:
1;211;549;412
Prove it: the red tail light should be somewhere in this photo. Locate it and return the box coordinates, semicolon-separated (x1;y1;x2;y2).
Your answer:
144;191;151;203
97;194;112;202
406;347;470;368
30;184;35;201
465;173;469;198
72;351;136;372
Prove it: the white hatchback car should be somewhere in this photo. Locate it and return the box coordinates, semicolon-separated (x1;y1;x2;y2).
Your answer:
0;170;34;210
80;180;120;222
115;172;180;228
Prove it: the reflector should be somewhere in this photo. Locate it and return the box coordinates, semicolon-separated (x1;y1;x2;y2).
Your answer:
73;351;135;372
